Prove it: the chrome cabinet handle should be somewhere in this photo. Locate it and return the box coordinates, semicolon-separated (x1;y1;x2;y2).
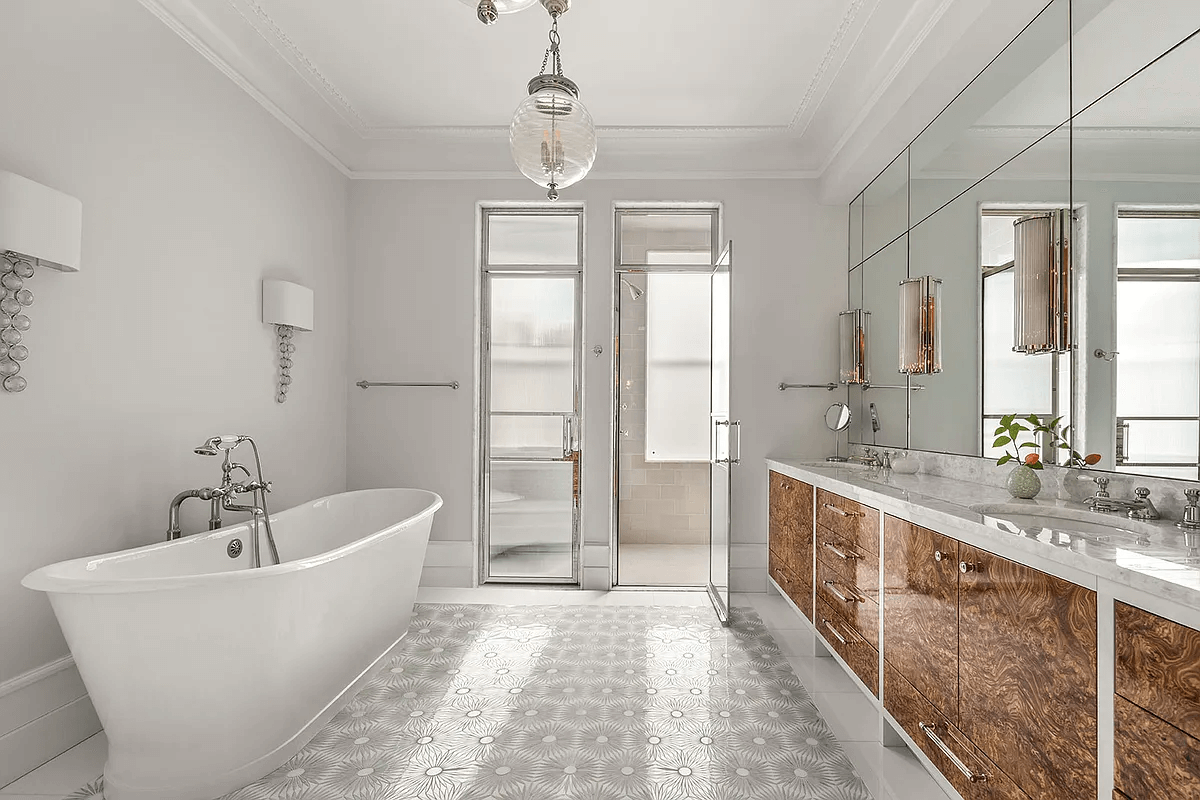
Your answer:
822;503;865;518
919;722;988;783
823;580;861;604
959;561;977;574
934;549;945;562
821;619;848;645
823;542;860;561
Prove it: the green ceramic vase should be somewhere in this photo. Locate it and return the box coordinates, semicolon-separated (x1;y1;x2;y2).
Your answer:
1006;464;1042;500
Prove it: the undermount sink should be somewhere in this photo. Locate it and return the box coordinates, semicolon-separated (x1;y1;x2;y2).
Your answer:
795;460;876;471
970;503;1155;545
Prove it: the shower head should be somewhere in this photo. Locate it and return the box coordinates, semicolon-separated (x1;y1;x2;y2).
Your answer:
620;277;644;301
194;435;249;456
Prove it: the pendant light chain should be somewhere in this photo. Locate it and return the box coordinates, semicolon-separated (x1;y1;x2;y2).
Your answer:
539;14;564;77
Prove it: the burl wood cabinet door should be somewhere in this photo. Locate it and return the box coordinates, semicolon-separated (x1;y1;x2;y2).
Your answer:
882;516;960;722
958;545;1098;800
768;472;813;584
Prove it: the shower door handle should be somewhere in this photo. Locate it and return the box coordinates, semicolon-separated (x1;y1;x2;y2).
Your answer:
714;420;741;465
562;415;580;458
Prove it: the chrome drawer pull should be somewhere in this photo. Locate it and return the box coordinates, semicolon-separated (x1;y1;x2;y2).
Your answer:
823;580;861;604
823;542;860;560
821;619;848;645
919;722;988;783
822;503;865;518
934;549;945;562
959;561;978;574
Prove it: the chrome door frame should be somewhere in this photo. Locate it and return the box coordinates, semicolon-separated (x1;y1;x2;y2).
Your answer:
707;240;735;625
478;207;585;585
610;205;722;590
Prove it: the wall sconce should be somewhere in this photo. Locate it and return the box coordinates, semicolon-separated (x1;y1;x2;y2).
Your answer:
1013;209;1071;354
839;309;870;384
262;279;313;403
899;276;943;375
0;171;83;393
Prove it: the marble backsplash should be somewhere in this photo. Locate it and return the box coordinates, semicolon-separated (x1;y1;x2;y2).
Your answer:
849;445;1198;522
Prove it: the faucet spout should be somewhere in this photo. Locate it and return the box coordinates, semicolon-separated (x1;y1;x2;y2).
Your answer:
167;488;214;540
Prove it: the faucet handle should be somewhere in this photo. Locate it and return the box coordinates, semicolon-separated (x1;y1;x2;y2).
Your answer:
1134;487;1151;500
1093;477;1110;495
1187;488;1200;505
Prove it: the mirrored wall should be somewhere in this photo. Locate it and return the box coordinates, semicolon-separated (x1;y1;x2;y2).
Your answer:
846;0;1200;481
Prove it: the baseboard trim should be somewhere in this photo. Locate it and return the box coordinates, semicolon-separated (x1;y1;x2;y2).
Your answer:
0;657;102;789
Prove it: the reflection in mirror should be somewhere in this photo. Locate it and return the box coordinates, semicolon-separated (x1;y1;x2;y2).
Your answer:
850;193;865;267
910;123;1070;456
847;266;866;443
1072;0;1200;115
909;0;1069;225
852;235;908;450
863;150;909;260
1074;28;1200;480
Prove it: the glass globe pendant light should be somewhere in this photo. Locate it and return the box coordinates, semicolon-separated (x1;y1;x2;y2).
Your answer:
510;0;596;201
459;0;540;25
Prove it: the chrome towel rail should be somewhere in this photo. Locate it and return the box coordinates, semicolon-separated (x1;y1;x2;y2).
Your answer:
356;381;460;390
779;382;839;391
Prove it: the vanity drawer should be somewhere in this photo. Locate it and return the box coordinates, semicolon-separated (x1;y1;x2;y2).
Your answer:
816;556;879;649
769;549;812;621
816;523;879;597
1114;694;1200;799
885;663;1031;800
1115;602;1200;740
816;595;878;696
816;489;879;556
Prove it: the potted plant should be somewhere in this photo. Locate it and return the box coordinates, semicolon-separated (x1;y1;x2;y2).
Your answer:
993;415;1102;500
993;414;1045;499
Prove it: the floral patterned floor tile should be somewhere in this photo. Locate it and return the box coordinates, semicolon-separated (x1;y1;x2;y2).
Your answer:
73;604;873;800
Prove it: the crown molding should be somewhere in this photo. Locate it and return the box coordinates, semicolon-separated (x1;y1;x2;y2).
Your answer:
227;0;367;131
788;0;871;136
347;169;822;181
137;0;353;176
359;124;791;140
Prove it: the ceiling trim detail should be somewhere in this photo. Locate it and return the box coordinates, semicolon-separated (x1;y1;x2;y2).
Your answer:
788;0;869;134
227;0;367;130
137;0;353;176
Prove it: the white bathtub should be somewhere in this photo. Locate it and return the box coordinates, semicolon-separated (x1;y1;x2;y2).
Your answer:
22;488;441;800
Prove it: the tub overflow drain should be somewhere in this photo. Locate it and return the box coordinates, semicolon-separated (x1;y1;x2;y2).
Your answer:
228;539;243;559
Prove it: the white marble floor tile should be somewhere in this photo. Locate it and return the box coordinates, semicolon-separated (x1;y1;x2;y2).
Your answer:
735;591;810;631
812;690;881;743
841;740;954;800
616;543;708;586
787;655;865;695
770;626;822;657
1;733;106;796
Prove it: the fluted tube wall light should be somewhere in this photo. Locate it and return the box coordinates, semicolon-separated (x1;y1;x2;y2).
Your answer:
839;309;870;385
899;276;943;375
1013;209;1071;354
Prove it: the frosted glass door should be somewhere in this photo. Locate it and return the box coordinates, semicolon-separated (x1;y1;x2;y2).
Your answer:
484;275;580;582
708;242;734;624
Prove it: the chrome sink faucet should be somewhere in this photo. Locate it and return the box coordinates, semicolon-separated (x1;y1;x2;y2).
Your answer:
849;448;883;467
1084;477;1160;520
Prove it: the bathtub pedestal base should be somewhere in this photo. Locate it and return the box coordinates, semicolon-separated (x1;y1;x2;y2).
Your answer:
101;630;410;800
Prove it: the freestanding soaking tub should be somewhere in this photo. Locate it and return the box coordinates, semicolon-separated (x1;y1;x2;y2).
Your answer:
22;488;441;800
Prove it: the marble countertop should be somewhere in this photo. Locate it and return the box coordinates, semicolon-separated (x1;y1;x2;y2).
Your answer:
767;457;1200;610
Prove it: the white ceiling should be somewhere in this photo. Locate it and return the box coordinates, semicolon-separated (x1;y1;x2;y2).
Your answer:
137;0;1051;196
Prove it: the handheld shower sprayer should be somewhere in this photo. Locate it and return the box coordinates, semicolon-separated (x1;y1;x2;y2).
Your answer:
870;403;881;435
193;435;249;456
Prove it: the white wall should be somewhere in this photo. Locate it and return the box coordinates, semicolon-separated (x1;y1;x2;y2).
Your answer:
348;178;845;590
0;0;349;718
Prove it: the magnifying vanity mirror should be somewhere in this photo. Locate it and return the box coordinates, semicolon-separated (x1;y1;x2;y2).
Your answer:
825;402;853;462
845;0;1200;484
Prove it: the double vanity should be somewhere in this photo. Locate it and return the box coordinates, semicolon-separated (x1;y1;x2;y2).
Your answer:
766;458;1200;800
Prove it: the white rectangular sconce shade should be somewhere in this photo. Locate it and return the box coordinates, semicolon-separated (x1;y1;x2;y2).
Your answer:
0;170;82;272
1013;210;1071;354
899;276;943;375
262;279;314;331
839;309;870;384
